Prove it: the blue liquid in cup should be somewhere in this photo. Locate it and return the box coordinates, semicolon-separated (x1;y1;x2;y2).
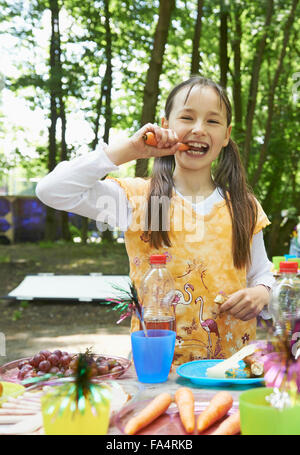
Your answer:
131;329;176;383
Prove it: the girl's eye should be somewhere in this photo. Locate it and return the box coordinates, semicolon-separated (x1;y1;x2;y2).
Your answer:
208;120;219;124
180;116;193;120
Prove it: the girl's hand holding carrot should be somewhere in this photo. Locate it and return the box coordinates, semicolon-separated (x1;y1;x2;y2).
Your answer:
174;387;195;434
124;392;173;435
105;123;180;166
196;391;233;433
129;123;181;159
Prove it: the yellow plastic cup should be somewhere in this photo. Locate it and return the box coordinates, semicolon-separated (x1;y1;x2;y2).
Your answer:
239;387;300;435
288;257;300;268
41;383;111;435
272;256;286;271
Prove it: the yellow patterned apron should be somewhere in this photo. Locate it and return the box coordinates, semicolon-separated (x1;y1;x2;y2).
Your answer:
108;177;270;365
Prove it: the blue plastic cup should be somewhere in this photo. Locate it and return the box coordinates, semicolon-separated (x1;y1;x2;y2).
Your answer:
131;329;176;383
285;254;297;260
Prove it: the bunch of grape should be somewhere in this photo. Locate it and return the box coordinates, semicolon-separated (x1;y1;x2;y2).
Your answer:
17;350;74;381
17;350;125;381
94;356;124;376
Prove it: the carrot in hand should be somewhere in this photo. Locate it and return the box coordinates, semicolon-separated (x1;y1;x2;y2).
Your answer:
211;410;241;435
197;391;233;433
143;131;189;151
174;387;195;434
124;392;173;435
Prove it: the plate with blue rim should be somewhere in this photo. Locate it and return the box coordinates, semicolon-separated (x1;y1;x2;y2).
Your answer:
176;359;265;387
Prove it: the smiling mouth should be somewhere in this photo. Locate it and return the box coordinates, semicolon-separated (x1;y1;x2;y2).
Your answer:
185;142;210;155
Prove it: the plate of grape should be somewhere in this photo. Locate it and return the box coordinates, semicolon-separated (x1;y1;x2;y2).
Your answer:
0;349;131;385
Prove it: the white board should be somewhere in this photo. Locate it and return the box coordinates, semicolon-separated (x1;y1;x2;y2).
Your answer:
5;274;131;302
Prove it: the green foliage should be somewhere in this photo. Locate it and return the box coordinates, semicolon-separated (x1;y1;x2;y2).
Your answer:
1;0;299;254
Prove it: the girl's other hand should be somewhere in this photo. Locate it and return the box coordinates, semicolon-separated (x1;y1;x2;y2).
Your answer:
130;123;180;159
219;286;270;321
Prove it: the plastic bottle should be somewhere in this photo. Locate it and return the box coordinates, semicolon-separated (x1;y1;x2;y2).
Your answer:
270;262;300;339
139;254;176;332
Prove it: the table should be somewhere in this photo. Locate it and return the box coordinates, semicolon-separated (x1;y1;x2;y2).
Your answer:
0;364;258;435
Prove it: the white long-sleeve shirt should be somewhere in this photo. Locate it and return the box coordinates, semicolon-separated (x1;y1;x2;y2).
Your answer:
36;143;275;302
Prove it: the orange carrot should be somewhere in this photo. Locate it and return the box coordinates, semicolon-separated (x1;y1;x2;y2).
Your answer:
124;392;173;435
143;131;189;151
174;387;195;434
211;410;241;435
197;391;233;433
0;383;3;397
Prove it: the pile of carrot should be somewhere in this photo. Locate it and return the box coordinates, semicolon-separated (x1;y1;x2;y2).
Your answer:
124;388;240;436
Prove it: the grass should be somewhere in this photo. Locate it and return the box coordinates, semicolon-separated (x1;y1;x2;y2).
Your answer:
0;241;130;298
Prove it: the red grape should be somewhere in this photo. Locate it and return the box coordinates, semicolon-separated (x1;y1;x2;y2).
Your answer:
32;353;46;368
48;354;59;366
49;366;60;374
39;350;52;359
97;363;109;375
17;370;26;380
111;365;123;374
39;360;51;372
96;356;105;363
21;364;33;373
53;349;62;358
60;355;71;367
64;369;73;377
18;360;30;370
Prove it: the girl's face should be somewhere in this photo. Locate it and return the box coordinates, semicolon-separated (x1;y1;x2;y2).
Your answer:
162;85;232;172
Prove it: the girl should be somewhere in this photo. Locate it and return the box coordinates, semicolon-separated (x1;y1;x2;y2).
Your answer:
36;76;274;364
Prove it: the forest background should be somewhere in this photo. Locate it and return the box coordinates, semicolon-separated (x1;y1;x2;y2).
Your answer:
0;0;299;257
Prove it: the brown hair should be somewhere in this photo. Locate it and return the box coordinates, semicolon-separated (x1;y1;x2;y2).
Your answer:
144;76;257;269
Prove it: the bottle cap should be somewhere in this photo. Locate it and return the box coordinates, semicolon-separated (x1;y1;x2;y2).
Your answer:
279;261;298;273
150;254;167;264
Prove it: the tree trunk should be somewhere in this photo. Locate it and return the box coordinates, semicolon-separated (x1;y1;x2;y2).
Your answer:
90;79;105;151
45;0;60;242
231;2;243;146
243;0;273;169
57;10;71;242
190;0;204;76
250;0;299;187
135;0;175;178
59;98;71;242
101;0;114;243
219;0;229;88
